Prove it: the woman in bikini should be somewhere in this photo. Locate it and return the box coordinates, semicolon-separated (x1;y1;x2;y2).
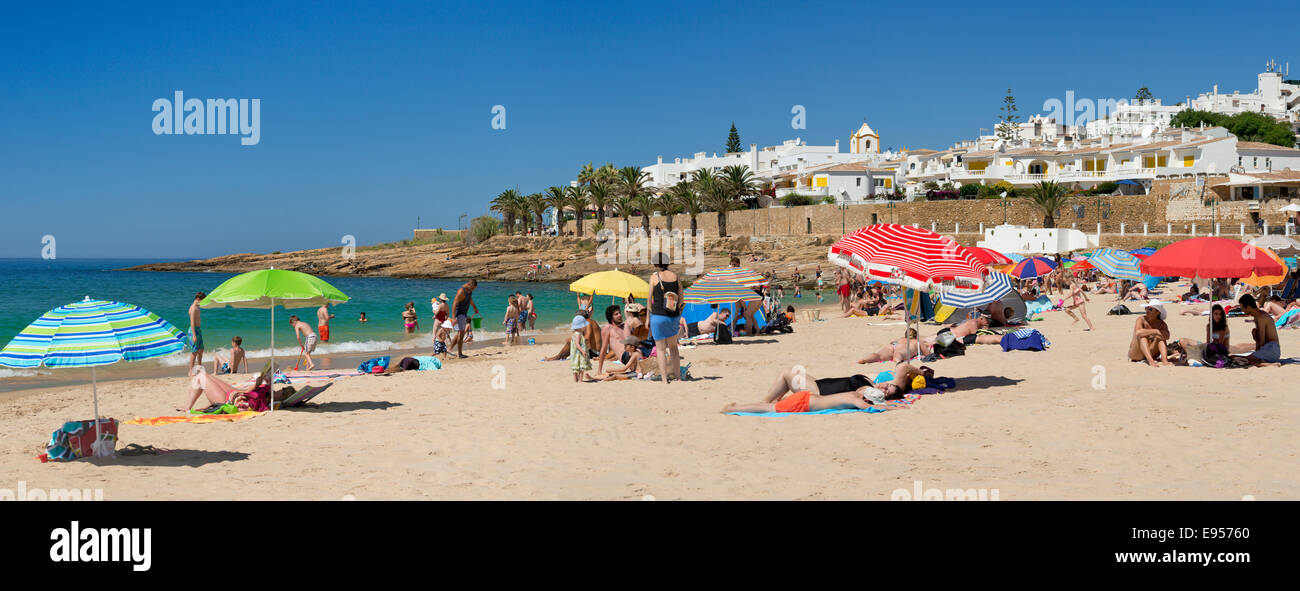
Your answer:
1062;273;1095;330
402;302;419;334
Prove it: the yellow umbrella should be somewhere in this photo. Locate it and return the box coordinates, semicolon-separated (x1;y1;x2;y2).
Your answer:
569;269;650;299
1242;246;1286;287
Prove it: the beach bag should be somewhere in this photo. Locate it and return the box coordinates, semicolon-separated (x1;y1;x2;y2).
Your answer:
1202;343;1231;368
45;419;118;461
1000;329;1048;352
714;324;733;344
931;338;966;358
1108;304;1131;315
358;356;391;373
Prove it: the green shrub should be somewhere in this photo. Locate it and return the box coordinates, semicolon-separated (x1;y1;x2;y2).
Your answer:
466;216;502;244
1091;182;1119;195
822;195;837;205
780;194;815;207
959;183;981;197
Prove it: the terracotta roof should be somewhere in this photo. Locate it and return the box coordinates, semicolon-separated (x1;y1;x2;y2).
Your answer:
1246;169;1300;181
1235;141;1300;153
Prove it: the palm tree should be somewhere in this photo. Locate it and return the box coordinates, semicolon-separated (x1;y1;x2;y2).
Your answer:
545;186;569;235
524;192;547;234
577;162;597;186
1028;180;1068;228
490;189;526;235
617;166;652;234
587;181;613;228
653;190;678;232
566;185;587;237
695;168;736;237
594;163;618;185
670;180;703;235
610;194;637;232
721;164;759;210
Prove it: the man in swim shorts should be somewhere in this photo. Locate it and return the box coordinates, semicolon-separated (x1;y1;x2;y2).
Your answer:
187;292;205;371
450;279;479;359
1232;294;1282;367
317;303;334;342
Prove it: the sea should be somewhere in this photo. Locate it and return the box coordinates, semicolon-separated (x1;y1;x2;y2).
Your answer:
0;258;595;388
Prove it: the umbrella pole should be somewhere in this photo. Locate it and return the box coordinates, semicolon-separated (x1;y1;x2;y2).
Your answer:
270;298;276;413
92;366;103;456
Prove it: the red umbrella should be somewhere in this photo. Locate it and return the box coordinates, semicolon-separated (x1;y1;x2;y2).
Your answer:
828;224;987;292
1140;237;1284;279
965;246;1014;266
1008;256;1058;279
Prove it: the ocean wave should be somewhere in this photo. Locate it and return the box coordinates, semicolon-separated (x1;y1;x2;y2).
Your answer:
156;339;406;365
0;368;47;379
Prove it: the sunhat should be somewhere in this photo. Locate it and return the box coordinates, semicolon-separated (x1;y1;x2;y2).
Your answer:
570;315;589;331
1143;299;1167;320
437;293;449;302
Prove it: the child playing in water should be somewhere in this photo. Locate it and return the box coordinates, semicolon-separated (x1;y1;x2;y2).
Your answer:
504;295;521;346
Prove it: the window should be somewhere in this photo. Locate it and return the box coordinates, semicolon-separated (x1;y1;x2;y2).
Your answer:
856;178;862;186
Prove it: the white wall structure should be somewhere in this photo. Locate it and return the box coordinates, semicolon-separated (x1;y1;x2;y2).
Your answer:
977;225;1095;254
1084;100;1184;139
1191;63;1300;124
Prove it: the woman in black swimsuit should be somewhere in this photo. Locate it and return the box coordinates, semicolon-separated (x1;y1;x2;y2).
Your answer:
647;253;683;384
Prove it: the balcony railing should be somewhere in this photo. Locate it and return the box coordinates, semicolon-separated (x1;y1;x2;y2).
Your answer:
774;186;829;197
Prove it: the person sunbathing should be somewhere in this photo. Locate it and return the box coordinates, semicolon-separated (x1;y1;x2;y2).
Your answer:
721;362;928;413
924;316;1002;348
182;363;274;412
1119;282;1149;302
1128;300;1172;367
1261;296;1300;321
856;328;933;363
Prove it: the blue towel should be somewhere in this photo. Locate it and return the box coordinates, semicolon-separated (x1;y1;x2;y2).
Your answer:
727;407;888;417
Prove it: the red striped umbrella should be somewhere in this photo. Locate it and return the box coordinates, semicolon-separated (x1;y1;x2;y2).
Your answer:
827;224;986;292
965;246;1014;266
1008;256;1058;279
1140;237;1284;279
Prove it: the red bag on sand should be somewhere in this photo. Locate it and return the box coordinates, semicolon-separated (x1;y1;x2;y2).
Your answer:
69;419;118;458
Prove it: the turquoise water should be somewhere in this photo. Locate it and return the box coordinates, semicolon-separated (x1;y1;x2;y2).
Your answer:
0;259;588;377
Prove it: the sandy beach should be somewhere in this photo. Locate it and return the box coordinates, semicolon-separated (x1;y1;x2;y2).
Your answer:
2;293;1295;501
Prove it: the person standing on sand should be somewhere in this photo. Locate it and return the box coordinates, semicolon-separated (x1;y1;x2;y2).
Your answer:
187;292;205;371
317;304;334;342
526;293;536;330
836;267;851;314
648;252;685;384
449;279;479;358
288;314;319;370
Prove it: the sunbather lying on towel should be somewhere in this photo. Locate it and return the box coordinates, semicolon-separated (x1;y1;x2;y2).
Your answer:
721;362;927;413
922;317;1003;349
856;328;932;364
183;363;274;412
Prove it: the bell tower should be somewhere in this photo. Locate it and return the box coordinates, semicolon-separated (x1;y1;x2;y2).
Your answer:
850;122;879;154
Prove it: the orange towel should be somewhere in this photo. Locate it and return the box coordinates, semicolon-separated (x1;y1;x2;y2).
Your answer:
124;411;264;426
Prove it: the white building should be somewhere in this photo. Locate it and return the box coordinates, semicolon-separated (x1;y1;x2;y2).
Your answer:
1084;100;1184;140
1190;62;1300;123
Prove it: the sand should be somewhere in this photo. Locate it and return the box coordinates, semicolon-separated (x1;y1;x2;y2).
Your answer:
1;293;1296;500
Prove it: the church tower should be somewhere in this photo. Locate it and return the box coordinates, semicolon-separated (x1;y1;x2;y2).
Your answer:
850;122;879;154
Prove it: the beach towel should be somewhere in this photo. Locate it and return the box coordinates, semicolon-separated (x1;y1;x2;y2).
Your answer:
408;356;442;370
1277;309;1300;329
728;393;924;416
124;411;263;426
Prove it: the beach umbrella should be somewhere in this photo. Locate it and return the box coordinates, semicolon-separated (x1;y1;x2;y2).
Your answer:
1089;248;1144;281
828;224;987;362
569;269;649;299
1002;252;1027;263
1066;259;1095;273
0;298;186;457
1279;204;1300;213
682;277;762;305
940;271;1013;309
1007;256;1058;279
1241;246;1287;287
200;269;349;411
1140;237;1283;279
965;247;1014;266
1248;235;1300;255
699;266;768;287
1129;247;1157;257
827;224;986;293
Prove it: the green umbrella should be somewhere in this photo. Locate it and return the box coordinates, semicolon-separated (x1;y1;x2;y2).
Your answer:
200;269;349;411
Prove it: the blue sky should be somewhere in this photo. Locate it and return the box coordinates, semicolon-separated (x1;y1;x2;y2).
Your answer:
0;0;1293;259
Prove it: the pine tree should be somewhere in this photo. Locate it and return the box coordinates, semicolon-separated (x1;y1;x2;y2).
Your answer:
996;89;1020;141
726;122;742;153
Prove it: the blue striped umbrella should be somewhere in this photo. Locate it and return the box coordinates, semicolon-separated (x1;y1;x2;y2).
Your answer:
1004;253;1027;263
1129;247;1156;257
1090;248;1144;281
0;298;186;456
940;271;1013;308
